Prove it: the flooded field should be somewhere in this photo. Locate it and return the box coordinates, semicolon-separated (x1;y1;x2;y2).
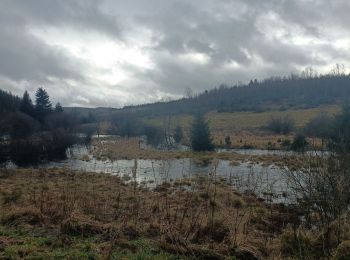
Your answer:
40;145;294;204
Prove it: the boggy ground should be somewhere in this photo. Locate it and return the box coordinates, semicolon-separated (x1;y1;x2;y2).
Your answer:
0;168;304;259
92;137;316;171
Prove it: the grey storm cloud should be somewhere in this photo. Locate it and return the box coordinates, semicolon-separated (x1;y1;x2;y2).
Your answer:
0;24;82;82
1;0;120;37
0;0;349;107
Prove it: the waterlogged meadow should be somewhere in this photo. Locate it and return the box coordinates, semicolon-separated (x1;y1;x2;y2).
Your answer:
1;137;347;259
43;144;291;204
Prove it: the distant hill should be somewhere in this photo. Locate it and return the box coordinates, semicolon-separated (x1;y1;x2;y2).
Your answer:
120;74;350;117
63;106;120;123
2;73;350;121
64;107;118;117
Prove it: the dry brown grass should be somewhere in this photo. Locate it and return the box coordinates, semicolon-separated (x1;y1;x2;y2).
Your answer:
214;130;291;149
92;137;316;171
0;167;300;258
92;137;249;162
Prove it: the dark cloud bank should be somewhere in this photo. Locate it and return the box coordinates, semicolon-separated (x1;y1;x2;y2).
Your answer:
0;0;349;107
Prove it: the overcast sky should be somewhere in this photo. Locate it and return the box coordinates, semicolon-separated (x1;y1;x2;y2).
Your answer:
0;0;349;107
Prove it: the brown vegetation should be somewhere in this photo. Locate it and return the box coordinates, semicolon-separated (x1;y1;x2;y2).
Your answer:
92;137;317;171
0;167;305;259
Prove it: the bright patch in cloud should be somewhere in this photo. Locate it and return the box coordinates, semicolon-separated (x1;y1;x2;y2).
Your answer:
180;52;210;65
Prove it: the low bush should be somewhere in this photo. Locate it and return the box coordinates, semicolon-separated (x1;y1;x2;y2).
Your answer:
266;116;295;134
7;130;76;166
9;139;43;165
291;134;308;152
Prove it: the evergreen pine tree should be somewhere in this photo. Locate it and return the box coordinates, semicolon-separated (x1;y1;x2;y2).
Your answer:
190;114;214;151
55;102;64;113
35;88;52;123
19;90;34;116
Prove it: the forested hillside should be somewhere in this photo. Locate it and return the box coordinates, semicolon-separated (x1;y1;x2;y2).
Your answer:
2;73;350;121
122;74;350;117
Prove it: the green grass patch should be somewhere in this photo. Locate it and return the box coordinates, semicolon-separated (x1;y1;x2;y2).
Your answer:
0;225;185;259
111;239;183;260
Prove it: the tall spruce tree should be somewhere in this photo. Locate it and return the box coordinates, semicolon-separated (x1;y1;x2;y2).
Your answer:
190;114;214;151
19;91;34;116
35;88;52;123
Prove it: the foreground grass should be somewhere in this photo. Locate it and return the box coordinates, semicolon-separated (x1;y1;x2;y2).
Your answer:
0;168;297;259
0;225;181;259
2;167;350;259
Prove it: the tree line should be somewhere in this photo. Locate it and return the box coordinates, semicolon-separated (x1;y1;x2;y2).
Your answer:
0;88;80;166
0;89;20;115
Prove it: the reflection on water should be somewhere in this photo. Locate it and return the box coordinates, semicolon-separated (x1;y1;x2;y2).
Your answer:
41;145;293;204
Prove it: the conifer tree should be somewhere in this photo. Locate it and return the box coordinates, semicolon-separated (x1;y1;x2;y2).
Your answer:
190;114;214;151
19;90;34;116
35;88;52;123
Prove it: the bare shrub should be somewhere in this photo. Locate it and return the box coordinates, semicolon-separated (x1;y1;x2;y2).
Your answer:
285;154;350;257
266;116;295;134
303;113;333;139
290;134;308;152
4;112;39;139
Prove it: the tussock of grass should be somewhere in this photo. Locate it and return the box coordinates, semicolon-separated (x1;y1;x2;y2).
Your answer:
1;207;44;227
60;213;113;237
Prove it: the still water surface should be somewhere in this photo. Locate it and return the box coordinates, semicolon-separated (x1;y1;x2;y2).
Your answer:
41;145;293;204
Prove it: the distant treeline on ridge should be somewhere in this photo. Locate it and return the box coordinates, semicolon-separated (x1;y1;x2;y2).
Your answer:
122;73;350;117
2;71;350;119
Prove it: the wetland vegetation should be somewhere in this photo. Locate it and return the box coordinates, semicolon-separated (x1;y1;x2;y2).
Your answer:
2;74;350;259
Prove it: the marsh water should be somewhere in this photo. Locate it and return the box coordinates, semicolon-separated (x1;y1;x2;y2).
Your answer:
39;145;295;204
